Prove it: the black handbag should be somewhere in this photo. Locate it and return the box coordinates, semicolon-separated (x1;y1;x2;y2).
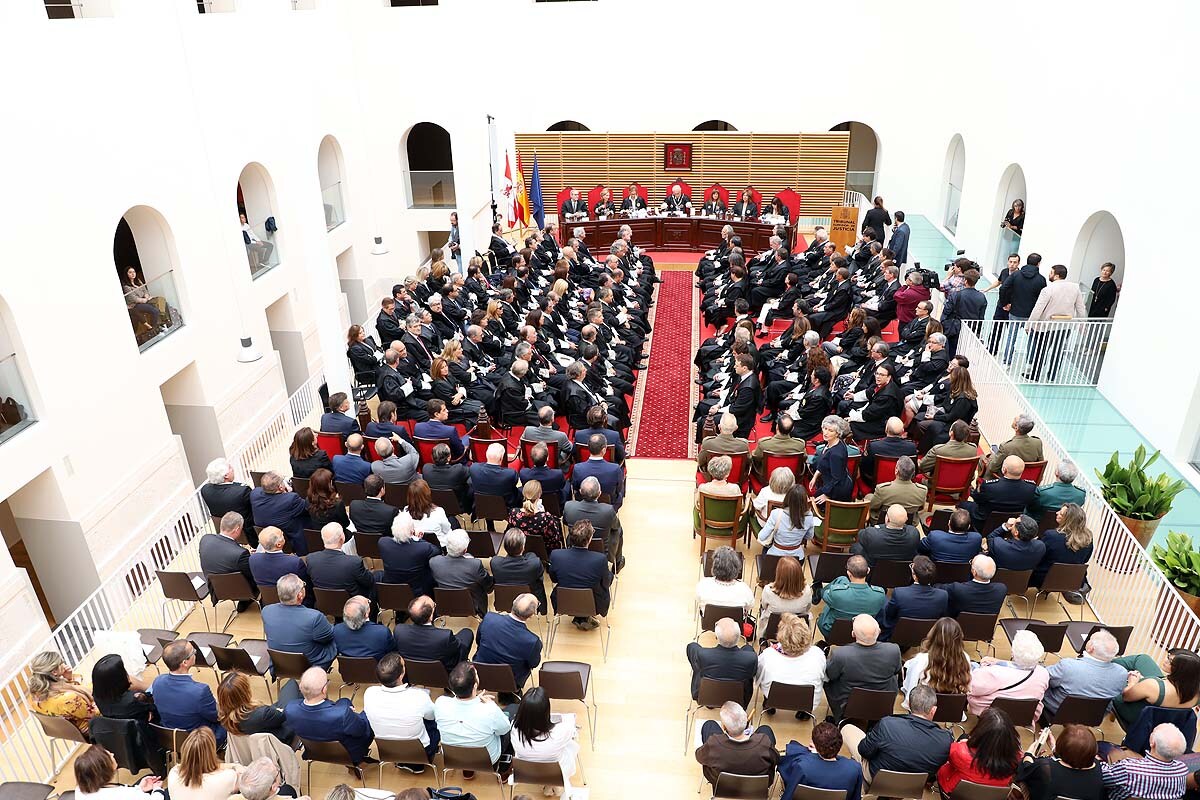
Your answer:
428;789;477;800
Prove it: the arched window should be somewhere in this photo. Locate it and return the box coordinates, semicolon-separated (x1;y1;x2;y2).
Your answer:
1071;211;1125;318
990;163;1027;272
114;206;184;351
829;121;879;198
693;120;737;131
942;134;966;235
236;163;282;276
403;122;455;208
317;135;346;231
547;120;589;131
0;295;36;444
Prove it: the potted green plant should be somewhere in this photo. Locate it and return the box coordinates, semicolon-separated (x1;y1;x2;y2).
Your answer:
1151;531;1200;617
1095;445;1187;547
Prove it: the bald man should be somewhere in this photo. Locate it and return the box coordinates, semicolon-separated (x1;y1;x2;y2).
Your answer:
685;617;757;707
850;504;921;566
960;454;1037;528
471;593;543;689
284;667;375;765
823;614;901;721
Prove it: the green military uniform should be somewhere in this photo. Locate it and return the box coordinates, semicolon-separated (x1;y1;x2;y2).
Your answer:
1028;481;1086;515
865;478;929;522
817;575;886;637
985;433;1044;478
919;438;978;475
751;433;809;471
697;432;750;472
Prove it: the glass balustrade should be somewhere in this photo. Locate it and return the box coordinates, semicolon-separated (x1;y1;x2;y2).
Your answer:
405;170;457;208
845;170;876;199
321;182;345;230
944;184;962;234
243;221;281;277
123;269;184;351
0;354;36;445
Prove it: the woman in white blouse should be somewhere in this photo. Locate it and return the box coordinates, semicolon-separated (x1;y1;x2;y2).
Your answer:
402;478;453;546
756;613;826;714
511;687;581;794
750;466;795;535
74;744;164;800
695;545;755;614
757;484;815;557
759;554;812;618
166;727;243;800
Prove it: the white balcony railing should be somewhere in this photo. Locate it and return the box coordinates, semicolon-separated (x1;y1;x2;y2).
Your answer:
0;372;324;783
967;317;1112;386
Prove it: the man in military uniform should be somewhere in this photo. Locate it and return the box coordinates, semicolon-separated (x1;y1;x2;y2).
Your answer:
749;414;808;474
697;413;750;475
1028;461;1087;515
864;457;928;523
960;455;1038;529
983;414;1044;478
919;420;979;475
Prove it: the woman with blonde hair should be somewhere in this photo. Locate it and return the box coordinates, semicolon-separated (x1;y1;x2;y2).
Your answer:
756;613;826;713
27;651;98;734
552;278;570;299
901;617;973;707
759;555;811;618
167;726;243;800
507;479;563;551
1032;502;1093;587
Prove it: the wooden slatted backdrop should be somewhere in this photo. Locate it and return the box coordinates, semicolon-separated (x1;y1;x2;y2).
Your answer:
514;131;849;216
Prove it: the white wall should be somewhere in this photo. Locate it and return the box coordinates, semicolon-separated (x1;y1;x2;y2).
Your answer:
0;0;1194;632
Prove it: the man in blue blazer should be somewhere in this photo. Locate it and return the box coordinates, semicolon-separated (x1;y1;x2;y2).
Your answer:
939;555;1008;617
249;527;313;605
548;520;613;628
151;641;226;747
319;392;360;439
261;574;338;670
285;667;374;764
878;556;949;641
332;595;396;660
889;211;910;266
572;405;625;464
519;442;570;506
250;473;310;555
469;442;520;508
332;434;372;485
986;515;1047;572
413;399;468;461
570;435;624;509
472;594;542;689
917;509;982;563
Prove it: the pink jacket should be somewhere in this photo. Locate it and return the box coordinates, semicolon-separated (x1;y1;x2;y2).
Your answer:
967;663;1050;718
894;284;931;325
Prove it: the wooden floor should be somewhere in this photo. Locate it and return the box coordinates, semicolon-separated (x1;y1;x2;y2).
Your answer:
44;457;1128;799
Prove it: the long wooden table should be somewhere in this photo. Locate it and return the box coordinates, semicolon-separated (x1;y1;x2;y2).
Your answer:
570;217;790;253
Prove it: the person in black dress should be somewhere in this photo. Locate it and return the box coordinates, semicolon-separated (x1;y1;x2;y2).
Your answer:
862;196;892;244
304;468;350;530
216;671;298;745
91;654;156;722
1014;724;1105;800
1088;262;1119;317
346;324;381;385
289;427;332;479
1002;198;1025;238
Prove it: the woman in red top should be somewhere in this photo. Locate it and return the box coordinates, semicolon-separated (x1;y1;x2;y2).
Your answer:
937;707;1021;794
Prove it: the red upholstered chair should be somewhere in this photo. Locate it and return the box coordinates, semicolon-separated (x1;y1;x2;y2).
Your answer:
776;188;802;225
704;183;730;207
925;455;979;510
750;452;805;493
621;184;646;201
745;186;763;207
587;184;609;213
873;455;901;485
316;432;346;461
881;320;900;343
666;179;693;199
414;436;448;467
555;186;574;219
1022;460;1048;484
519;438;559;472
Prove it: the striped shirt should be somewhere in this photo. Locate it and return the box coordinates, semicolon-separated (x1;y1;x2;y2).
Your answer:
1100;755;1189;800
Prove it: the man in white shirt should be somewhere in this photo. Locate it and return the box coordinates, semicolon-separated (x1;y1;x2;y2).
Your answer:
433;662;514;775
362;653;437;774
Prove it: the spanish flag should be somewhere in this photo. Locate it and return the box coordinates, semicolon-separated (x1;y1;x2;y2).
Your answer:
514;151;530;228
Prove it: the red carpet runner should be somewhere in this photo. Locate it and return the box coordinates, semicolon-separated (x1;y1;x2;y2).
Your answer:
629;267;696;459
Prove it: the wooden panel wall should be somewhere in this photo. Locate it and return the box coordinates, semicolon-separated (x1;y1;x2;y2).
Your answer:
513;131;849;216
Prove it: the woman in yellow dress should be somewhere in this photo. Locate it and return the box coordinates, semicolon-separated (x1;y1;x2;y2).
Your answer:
28;651;99;735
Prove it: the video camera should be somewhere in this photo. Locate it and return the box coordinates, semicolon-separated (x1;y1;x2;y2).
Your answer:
944;249;980;272
909;262;941;290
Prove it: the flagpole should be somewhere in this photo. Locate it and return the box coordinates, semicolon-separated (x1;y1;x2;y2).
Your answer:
486;115;498;226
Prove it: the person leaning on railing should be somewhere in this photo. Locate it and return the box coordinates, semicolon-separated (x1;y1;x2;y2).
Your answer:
27;650;99;735
121;266;168;332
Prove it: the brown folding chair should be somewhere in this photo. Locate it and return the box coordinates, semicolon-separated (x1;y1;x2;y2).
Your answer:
956;611;1000;657
440;744;504;791
823;617;855;647
430;489;466;523
156;570;211;630
685;677;746;752
258;584;280;607
758;613;783;646
374;737;439;788
207;572;258;632
211;642;273;700
993;568;1033;617
998;619;1067;660
1065;623;1131;656
314;587;350;620
376;582;416;626
0;783;55;800
471;661;520;695
493;583;532;614
525;533;550;562
756;681;815;726
511;756;580;796
303;529;324;554
866;770;930;800
266;649;312;682
32;712;88;766
353;531;383;564
841;688;897;726
990;696;1039;733
538;661;597;748
1034;563;1091;620
148;723;187;764
753;553;794;586
890;617;938;650
383;483;409;509
808;552;851;585
934;561;973;584
186;632;234;675
696;603;746;641
869;560;914;591
541;492;564;517
289;476;309;497
335;481;367;504
473;494;510;531
138;628;177;672
433;587;479;626
548;587;611;661
790;786;846;800
299;738;363;787
948;780;1014;800
403;658;449;692
466;528;501;559
333;655;379;702
711;772;773;799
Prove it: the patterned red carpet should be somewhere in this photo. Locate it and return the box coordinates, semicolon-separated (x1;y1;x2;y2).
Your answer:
629;267;696;459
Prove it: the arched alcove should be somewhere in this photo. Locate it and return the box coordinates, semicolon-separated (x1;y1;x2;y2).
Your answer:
1071;210;1125;317
114;205;184;349
236;162;282;276
547;120;589;131
402;122;455;208
990;163;1027;272
0;294;37;444
829;121;879;197
942;134;966;235
693;120;737;131
317;135;346;230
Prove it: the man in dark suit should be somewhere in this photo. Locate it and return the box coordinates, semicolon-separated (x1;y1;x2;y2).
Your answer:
284;667;374;765
375;298;405;348
423;443;472;513
808;265;854;339
563;476;624;573
378;515;439;597
320;393;360;439
349;475;399;534
572;405;625;463
332;434;372;485
663;184;691;215
548;520;613;629
413;399;468;461
560;188;588;221
960;455;1038;529
862;418;918;482
488;223;515;271
721;354;761;440
986;515;1047;573
496;360;541;427
868;265;901;324
469;443;520;508
939;555;1008;617
393;595;473;670
684;617;757;706
198;512;258;608
430;529;494;616
889;212;910;266
401;316;435;372
878;556;949;641
917;509;982;563
941;267;988;356
472;593;543;689
200;458;257;546
305;523;377;615
261;574;337;670
249;527;312;603
850;505;921;566
571;435;625;509
332;595;396;660
250;472;309;555
848;364;904;440
151;640;226;746
519;442;570;507
489;530;547;612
